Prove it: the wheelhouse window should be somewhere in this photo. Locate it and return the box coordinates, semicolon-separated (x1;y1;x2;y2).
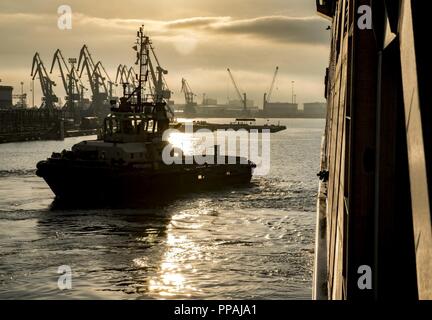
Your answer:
103;112;165;142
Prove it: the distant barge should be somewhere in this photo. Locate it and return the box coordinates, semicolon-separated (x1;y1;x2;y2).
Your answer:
173;118;286;133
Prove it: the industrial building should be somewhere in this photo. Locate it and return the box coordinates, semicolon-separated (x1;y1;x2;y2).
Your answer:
193;104;259;118
0;85;13;109
303;102;326;118
202;98;217;105
264;102;299;118
228;99;254;109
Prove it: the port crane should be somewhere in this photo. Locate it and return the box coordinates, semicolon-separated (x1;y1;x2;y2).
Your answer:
77;45;113;116
227;68;247;113
77;45;105;104
263;66;279;109
147;46;172;104
31;53;59;109
148;56;174;119
115;64;128;85
127;67;137;90
93;61;115;100
116;65;136;95
181;78;197;114
50;49;86;111
181;78;195;105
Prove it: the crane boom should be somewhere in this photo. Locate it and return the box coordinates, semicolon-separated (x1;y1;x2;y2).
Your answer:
50;49;69;95
115;64;127;84
181;78;195;105
77;45;96;73
77;46;99;97
31;52;58;109
227;68;243;102
267;66;279;102
92;61;110;95
50;49;86;104
116;65;136;96
227;68;247;111
77;45;114;104
127;67;137;87
96;61;114;88
149;44;171;101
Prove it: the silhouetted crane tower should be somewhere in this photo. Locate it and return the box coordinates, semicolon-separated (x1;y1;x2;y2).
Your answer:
77;45;113;116
227;68;247;113
181;78;196;105
31;52;59;109
263;66;279;109
50;49;86;112
181;78;197;114
116;64;137;96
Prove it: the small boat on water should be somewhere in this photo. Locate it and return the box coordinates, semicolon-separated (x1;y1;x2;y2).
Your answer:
36;26;256;206
174;118;287;133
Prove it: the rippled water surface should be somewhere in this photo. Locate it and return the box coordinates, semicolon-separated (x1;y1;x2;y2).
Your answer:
0;118;324;299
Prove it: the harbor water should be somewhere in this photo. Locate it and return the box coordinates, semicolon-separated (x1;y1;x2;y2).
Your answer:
0;118;324;299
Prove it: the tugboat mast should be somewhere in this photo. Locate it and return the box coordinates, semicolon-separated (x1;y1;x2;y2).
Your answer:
135;25;149;110
112;26;171;134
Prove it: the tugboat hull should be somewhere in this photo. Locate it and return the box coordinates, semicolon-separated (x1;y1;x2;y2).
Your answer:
36;159;254;206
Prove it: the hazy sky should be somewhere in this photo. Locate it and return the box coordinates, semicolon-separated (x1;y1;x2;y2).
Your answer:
0;0;330;107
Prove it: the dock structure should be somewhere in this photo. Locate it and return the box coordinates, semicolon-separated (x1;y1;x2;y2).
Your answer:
0;109;64;143
314;0;432;299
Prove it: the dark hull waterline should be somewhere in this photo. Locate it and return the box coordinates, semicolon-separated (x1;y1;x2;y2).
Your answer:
37;159;254;207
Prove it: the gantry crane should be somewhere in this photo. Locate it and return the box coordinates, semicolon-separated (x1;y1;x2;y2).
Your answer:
227;68;247;112
181;78;197;114
50;49;86;111
31;53;59;109
263;66;279;109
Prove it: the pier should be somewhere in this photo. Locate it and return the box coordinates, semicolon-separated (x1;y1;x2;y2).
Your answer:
0;109;64;143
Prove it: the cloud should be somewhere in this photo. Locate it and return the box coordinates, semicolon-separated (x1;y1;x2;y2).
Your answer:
164;16;329;46
70;14;329;46
165;17;230;29
209;16;329;45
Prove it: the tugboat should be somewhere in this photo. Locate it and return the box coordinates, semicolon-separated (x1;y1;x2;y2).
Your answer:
36;26;255;206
